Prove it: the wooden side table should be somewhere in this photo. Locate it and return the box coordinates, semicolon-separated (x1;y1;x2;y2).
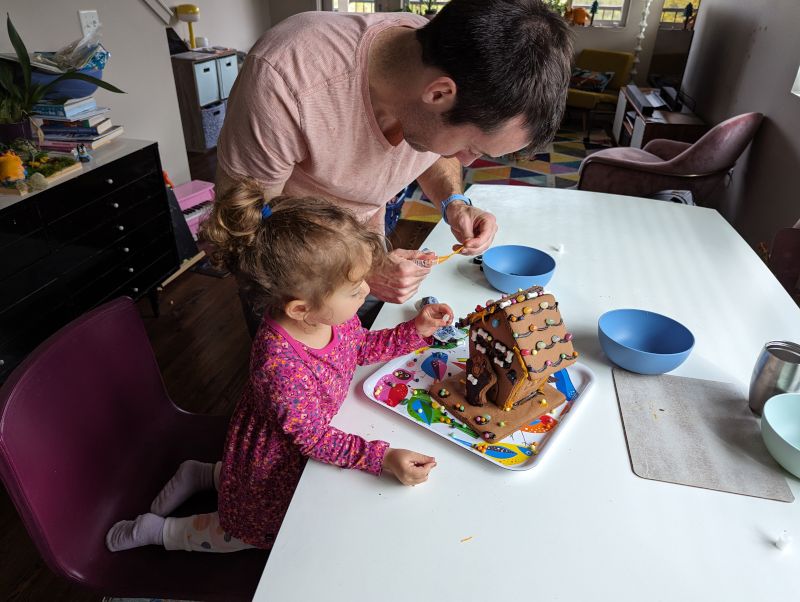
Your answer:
612;85;707;148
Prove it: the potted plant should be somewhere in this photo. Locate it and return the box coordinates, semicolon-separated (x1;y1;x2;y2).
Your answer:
424;0;438;18
0;14;124;144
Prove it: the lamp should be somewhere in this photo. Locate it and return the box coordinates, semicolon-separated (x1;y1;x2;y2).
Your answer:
792;66;800;98
176;4;200;50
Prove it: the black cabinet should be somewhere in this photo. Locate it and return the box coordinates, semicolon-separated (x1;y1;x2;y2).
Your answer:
0;140;179;381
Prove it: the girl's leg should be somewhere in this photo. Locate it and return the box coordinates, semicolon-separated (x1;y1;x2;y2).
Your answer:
151;460;222;515
106;511;252;553
106;513;164;551
163;511;253;553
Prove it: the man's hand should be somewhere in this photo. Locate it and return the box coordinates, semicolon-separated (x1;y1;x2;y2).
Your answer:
446;203;498;255
382;448;436;486
367;249;436;304
414;302;453;338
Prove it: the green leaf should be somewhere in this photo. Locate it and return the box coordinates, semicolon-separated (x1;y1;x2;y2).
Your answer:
6;14;30;93
39;71;126;96
0;61;22;101
27;83;46;106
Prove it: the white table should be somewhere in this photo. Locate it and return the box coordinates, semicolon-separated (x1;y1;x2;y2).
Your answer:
254;185;800;602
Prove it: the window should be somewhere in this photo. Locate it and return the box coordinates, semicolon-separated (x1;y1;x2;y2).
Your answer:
659;0;701;30
334;1;450;14
406;1;450;15
571;1;630;28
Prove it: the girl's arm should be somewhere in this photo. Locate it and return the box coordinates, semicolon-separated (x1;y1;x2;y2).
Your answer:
354;318;431;366
266;365;388;475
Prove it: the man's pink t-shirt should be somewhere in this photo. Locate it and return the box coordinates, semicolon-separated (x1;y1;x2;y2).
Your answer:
217;11;440;231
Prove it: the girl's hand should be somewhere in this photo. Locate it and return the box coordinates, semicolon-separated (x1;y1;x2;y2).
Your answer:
414;303;453;338
382;448;437;486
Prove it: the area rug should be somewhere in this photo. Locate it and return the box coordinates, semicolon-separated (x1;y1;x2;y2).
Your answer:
399;127;613;224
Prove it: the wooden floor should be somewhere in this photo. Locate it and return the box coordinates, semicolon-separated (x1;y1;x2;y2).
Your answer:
0;146;435;600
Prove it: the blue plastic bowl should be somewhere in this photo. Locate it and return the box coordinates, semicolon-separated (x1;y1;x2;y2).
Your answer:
30;68;103;100
598;309;694;374
762;393;800;479
482;245;556;293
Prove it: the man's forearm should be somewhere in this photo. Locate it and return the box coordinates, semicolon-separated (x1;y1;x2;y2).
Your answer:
416;157;463;210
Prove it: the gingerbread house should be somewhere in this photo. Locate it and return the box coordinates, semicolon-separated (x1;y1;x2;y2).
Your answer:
430;285;578;442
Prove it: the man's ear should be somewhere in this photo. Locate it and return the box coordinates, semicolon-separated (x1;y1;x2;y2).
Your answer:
420;76;457;112
284;299;310;321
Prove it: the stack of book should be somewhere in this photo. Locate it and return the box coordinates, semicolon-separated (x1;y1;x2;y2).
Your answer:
31;96;124;152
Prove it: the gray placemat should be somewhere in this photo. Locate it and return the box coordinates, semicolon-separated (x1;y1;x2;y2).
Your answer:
613;369;794;502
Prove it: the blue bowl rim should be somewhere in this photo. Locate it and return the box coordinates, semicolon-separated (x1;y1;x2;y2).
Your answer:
763;393;800;454
598;308;695;358
482;245;556;277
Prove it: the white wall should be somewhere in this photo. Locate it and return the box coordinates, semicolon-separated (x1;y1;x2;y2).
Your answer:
681;0;800;246
2;1;191;184
169;0;271;52
2;1;274;187
269;0;319;26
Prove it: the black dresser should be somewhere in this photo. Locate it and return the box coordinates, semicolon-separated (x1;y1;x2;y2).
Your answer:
0;139;179;381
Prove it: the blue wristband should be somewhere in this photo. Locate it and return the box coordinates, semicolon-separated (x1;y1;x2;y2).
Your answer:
441;194;472;225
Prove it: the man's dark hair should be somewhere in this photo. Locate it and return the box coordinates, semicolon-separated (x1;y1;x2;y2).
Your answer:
416;0;573;151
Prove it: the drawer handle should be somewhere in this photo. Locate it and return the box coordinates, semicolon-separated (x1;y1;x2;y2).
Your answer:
203;67;211;72
132;287;139;293
117;225;125;231
111;202;120;209
225;61;231;67
122;247;130;253
128;267;135;273
106;178;114;185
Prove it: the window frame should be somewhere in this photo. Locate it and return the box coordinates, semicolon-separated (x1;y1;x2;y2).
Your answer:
571;1;631;29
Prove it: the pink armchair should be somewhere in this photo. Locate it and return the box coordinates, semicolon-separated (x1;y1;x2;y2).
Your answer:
577;112;764;205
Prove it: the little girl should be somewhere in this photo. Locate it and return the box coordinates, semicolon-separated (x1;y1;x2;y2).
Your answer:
106;180;452;553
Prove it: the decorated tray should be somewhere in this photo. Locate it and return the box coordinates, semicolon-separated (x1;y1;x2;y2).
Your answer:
362;340;595;470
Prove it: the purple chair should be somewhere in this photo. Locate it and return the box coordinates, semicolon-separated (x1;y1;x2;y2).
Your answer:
577;112;764;205
0;297;267;601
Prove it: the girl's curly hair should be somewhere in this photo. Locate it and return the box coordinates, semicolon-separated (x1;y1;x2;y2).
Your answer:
200;178;387;318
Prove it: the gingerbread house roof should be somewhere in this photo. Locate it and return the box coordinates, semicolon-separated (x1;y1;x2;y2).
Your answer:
458;285;578;381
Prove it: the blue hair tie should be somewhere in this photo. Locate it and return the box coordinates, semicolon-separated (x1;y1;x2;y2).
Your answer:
261;203;272;220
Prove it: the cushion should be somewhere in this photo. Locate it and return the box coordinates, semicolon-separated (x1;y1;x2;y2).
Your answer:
570;68;615;93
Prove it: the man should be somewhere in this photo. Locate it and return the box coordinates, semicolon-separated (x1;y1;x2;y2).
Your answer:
215;0;572;332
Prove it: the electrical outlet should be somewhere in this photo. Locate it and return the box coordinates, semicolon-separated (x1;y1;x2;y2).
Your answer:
78;10;100;37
